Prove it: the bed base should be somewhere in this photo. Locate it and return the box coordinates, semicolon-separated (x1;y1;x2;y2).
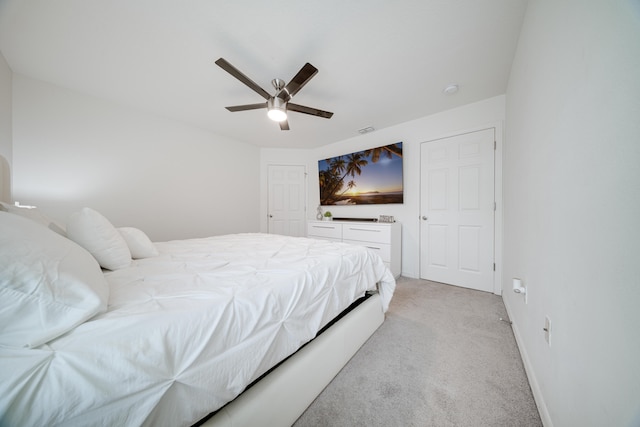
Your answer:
199;292;385;427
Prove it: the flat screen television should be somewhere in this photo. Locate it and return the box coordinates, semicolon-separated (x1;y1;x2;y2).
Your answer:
318;142;403;206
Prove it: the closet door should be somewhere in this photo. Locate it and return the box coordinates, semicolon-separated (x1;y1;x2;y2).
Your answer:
420;128;495;292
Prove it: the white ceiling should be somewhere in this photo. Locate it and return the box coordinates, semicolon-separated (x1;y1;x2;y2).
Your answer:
0;0;528;149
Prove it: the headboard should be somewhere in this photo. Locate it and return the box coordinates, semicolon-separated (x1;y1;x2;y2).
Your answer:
0;155;10;203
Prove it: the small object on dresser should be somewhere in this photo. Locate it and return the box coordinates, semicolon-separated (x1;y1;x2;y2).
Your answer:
323;211;333;221
316;205;323;220
378;215;395;223
333;217;377;222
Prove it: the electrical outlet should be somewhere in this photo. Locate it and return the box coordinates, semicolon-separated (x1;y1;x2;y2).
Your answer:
544;316;551;345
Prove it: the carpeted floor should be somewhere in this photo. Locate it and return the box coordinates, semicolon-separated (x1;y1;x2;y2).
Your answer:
293;277;542;427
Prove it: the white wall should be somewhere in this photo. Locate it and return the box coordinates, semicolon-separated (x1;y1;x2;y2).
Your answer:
503;1;640;426
0;51;11;201
12;75;261;241
261;95;505;279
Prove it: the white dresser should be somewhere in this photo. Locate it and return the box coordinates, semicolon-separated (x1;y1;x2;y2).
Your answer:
307;220;401;278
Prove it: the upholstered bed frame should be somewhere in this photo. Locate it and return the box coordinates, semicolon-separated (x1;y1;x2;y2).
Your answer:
201;292;384;426
0;155;10;203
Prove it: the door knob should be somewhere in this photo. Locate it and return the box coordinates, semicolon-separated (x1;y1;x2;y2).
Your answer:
422;216;428;220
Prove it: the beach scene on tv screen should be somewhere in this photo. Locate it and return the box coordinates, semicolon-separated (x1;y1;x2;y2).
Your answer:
319;142;403;206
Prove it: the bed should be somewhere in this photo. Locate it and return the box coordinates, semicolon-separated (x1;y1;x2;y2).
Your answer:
0;204;395;427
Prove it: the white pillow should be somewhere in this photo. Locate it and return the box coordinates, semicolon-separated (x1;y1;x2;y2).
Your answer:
66;207;132;270
0;211;109;348
118;227;159;259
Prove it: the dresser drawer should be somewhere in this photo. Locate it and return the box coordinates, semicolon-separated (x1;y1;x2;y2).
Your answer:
306;220;401;278
343;239;391;263
307;222;342;239
342;224;390;244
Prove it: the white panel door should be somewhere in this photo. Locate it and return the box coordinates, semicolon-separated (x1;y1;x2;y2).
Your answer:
420;129;495;292
268;165;306;237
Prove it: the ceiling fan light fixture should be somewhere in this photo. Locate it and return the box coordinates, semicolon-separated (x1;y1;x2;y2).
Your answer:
267;108;287;122
267;97;287;122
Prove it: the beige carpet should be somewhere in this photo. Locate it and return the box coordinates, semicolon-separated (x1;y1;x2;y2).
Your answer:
293;277;542;427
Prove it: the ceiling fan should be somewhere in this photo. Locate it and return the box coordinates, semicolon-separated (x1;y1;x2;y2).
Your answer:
215;58;334;130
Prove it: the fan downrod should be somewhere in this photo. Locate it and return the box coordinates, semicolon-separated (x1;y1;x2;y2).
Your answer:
271;78;285;91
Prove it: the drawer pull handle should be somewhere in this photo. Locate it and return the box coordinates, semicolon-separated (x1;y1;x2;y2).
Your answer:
349;228;381;232
312;226;335;229
365;246;381;250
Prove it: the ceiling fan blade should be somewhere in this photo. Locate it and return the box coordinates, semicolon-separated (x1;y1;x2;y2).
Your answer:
279;120;290;131
215;58;271;100
279;63;318;101
225;102;267;112
287;103;333;119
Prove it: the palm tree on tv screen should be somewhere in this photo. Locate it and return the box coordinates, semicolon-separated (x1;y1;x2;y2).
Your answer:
320;153;368;205
363;144;403;162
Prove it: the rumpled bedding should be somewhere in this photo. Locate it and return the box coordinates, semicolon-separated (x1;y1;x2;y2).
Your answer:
0;233;395;427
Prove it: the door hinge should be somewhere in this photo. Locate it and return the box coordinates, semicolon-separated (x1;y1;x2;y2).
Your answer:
493;263;496;271
494;201;497;211
494;140;497;150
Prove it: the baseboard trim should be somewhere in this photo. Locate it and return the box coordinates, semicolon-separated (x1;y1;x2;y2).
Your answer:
503;299;554;427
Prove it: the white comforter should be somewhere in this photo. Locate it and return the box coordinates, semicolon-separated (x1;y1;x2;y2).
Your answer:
0;233;395;426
